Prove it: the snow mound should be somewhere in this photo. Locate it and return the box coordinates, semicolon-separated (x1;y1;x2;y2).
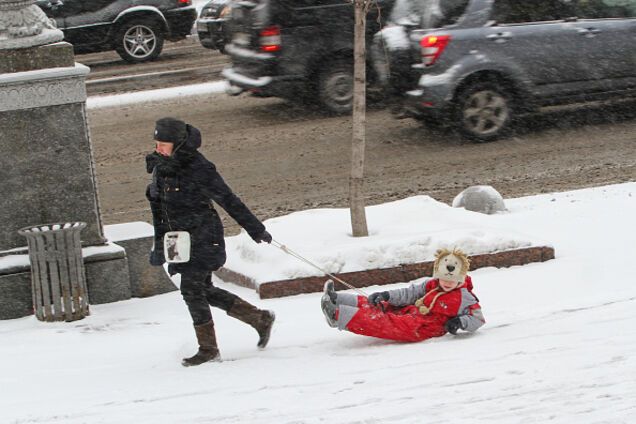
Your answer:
453;185;507;214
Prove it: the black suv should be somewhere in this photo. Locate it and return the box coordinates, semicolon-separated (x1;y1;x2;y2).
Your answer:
36;0;197;62
196;0;231;52
377;0;636;141
221;0;395;113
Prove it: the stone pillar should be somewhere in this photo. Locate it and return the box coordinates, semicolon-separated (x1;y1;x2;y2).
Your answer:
0;0;138;319
0;0;105;249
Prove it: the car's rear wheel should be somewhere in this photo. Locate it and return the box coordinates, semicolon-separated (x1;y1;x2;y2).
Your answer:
318;61;354;114
115;20;164;63
454;81;514;142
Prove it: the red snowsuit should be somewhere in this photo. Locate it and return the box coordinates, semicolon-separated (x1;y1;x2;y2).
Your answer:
342;277;483;342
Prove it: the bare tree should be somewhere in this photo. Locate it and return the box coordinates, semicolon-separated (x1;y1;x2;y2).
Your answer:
349;0;372;237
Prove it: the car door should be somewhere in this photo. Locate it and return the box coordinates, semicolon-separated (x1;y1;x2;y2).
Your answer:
488;0;590;98
572;0;636;90
61;0;115;47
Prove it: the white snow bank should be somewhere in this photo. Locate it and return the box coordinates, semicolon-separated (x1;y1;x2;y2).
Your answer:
0;243;125;272
225;195;544;284
104;222;154;242
86;80;228;110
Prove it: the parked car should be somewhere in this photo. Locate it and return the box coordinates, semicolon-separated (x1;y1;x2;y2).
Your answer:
36;0;197;63
377;0;636;141
196;0;231;53
221;0;396;113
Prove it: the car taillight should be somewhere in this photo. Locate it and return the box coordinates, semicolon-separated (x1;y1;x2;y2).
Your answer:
421;35;450;66
259;26;281;52
177;0;191;5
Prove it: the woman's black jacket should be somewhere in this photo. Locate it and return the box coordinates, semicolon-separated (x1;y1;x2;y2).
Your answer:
146;125;265;274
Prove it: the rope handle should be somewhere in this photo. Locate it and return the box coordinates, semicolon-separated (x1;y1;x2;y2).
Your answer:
271;239;369;297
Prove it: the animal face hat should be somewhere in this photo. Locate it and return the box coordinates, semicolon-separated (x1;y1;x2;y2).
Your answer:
432;248;470;285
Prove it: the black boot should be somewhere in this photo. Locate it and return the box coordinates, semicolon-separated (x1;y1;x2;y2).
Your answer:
227;298;275;349
182;320;221;367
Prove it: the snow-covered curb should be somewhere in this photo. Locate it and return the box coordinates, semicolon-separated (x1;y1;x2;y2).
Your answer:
86;80;228;110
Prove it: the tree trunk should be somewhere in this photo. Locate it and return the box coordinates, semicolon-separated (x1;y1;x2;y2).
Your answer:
350;0;369;237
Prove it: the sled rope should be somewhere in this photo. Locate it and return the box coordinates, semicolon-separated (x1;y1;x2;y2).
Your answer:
271;240;369;296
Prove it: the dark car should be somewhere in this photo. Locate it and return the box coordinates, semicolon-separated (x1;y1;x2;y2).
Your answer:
196;0;231;53
221;0;395;113
376;0;636;141
36;0;197;63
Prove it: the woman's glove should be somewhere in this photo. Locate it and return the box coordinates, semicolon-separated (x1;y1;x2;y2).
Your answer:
368;291;390;306
444;317;464;335
252;230;273;244
149;248;165;266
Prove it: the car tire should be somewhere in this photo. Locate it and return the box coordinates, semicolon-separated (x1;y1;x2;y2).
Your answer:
318;61;354;114
454;81;514;142
115;19;164;63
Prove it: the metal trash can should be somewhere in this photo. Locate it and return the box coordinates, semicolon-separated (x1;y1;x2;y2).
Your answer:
18;222;90;322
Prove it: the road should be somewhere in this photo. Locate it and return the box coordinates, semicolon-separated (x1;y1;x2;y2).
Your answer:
83;40;636;234
82;38;226;96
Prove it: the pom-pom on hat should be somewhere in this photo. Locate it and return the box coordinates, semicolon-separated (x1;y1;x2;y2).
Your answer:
154;117;187;144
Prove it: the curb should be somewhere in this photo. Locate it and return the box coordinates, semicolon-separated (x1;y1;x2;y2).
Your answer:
215;246;555;299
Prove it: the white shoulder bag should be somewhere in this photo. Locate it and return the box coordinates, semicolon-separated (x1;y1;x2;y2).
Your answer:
163;231;191;263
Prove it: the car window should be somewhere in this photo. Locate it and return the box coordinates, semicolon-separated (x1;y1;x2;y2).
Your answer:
492;0;577;24
53;0;113;15
389;0;469;28
290;0;349;7
575;0;636;18
438;0;470;26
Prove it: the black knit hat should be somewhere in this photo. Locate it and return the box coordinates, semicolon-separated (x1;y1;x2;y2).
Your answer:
154;117;187;144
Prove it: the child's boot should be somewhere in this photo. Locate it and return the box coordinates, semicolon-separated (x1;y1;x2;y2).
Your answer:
321;280;338;327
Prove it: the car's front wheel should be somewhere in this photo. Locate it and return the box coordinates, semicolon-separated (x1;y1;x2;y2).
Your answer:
454;81;514;142
115;20;164;63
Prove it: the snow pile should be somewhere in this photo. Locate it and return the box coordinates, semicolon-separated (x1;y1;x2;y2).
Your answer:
225;195;542;284
453;185;507;214
1;183;635;424
86;81;228;110
103;222;154;242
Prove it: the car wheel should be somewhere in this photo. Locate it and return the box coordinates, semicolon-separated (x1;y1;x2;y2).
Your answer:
454;81;514;142
318;61;354;114
115;20;164;63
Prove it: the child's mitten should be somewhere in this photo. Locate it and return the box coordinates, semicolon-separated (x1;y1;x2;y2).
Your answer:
368;291;390;306
444;317;464;335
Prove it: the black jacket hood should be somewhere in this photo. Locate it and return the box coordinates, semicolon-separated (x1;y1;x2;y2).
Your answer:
178;124;202;152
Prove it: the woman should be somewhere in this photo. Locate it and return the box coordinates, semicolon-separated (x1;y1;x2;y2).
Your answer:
146;117;275;367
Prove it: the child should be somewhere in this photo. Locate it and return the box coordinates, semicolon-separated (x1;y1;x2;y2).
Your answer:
321;248;485;342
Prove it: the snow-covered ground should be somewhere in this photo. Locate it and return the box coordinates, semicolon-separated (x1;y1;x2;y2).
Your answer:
2;182;635;423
